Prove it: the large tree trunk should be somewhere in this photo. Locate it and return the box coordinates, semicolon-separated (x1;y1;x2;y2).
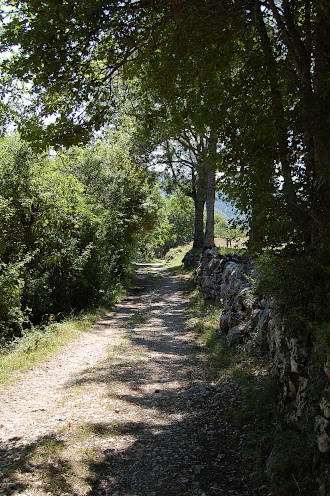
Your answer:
254;1;298;209
192;168;207;249
193;191;205;249
311;2;330;245
204;132;217;249
204;166;216;249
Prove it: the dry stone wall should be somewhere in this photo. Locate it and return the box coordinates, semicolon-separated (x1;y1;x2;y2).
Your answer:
194;248;329;464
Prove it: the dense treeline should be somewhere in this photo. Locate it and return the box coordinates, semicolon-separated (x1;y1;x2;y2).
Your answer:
0;0;327;363
137;193;239;259
0;132;159;340
0;128;233;340
137;193;195;259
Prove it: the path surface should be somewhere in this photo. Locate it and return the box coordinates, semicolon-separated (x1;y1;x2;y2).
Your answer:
0;263;252;496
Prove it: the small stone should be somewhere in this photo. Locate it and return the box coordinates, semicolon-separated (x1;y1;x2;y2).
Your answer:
183;384;208;398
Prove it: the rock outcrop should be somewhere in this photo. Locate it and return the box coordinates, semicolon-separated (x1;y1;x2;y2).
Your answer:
182;248;202;268
194;248;329;467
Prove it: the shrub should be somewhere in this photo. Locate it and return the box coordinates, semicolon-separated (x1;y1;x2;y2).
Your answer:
0;134;159;340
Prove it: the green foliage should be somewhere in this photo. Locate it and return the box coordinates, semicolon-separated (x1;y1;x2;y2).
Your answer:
0;259;30;339
188;288;232;375
137;192;194;259
0;133;158;340
257;249;330;338
164;244;193;275
214;213;245;241
214;214;227;238
127;310;153;326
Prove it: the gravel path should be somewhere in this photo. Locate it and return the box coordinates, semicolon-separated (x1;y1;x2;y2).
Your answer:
0;263;253;496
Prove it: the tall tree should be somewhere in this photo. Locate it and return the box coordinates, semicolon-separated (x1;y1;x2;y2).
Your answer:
0;0;328;250
158;137;208;250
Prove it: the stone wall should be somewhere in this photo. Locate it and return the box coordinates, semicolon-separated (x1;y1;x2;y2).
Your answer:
194;248;329;472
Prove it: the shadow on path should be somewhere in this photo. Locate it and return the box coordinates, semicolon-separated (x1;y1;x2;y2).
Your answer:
0;263;254;496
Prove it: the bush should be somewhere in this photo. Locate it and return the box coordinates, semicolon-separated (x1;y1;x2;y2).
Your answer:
0;134;159;340
257;248;330;339
0;260;30;340
136;192;195;259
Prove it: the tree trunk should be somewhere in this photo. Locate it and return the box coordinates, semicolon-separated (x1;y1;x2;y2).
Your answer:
204;132;217;249
204;166;216;249
192;166;207;249
248;204;264;254
254;1;298;209
311;2;330;245
193;191;205;249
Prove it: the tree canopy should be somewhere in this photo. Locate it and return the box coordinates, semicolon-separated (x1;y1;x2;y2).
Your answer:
0;129;160;339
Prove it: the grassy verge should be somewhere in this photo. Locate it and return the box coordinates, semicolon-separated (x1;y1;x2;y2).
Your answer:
163;244;193;273
0;279;133;388
217;246;247;256
163;244;247;275
0;306;107;387
187;284;318;496
187;286;233;375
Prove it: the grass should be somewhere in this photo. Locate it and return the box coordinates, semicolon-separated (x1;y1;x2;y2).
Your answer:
214;236;247;249
163;242;247;276
108;336;131;359
75;421;122;439
188;286;234;376
29;437;66;465
217;246;247;256
164;244;195;275
0;278;133;388
0;306;109;387
147;272;163;280
0;422;117;495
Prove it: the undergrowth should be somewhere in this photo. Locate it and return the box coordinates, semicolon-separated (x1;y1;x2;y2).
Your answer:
0;307;106;387
188;287;233;374
217;246;247;256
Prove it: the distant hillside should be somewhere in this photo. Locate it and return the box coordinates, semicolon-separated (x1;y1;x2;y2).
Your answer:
215;197;235;220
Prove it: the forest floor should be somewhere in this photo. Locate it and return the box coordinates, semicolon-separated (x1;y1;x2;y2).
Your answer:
0;263;254;496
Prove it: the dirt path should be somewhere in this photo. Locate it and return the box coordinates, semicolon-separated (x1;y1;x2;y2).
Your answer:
0;263;252;496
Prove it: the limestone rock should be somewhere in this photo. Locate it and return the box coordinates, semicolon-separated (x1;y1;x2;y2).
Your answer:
182;249;201;268
320;396;330;419
194;246;329;462
227;324;246;347
220;314;229;334
315;415;329;453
